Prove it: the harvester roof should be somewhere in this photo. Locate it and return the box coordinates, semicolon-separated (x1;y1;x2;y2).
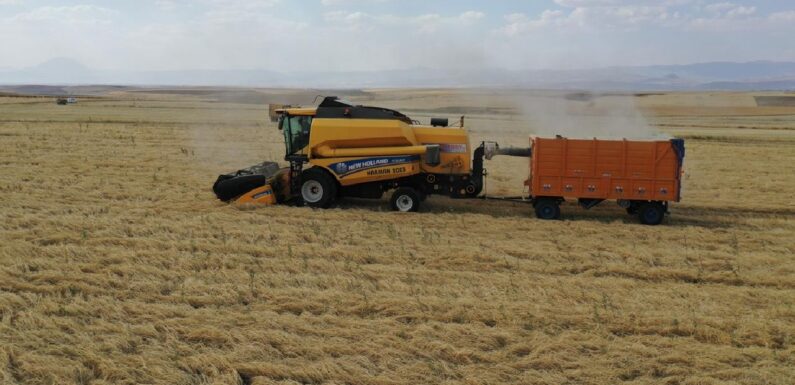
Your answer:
317;96;413;124
277;96;414;124
277;107;316;116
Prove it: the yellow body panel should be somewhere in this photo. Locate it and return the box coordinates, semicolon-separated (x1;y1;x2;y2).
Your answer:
301;118;470;183
279;103;474;189
311;156;421;186
315;144;428;158
234;184;277;205
413;127;471;175
308;118;418;152
278;107;316;116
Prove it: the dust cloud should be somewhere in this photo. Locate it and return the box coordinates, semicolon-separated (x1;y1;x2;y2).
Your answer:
182;90;321;178
509;92;666;139
185;107;278;179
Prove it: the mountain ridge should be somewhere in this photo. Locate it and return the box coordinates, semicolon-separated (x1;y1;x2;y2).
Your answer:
1;58;794;91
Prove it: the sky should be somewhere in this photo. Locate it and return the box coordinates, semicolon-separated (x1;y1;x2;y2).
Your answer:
0;0;793;72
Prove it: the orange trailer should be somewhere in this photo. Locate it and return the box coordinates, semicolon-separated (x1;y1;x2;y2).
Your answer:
525;136;685;225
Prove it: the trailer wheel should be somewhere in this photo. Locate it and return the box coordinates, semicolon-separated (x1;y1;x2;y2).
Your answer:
534;198;561;220
638;202;665;225
390;187;420;212
300;168;337;208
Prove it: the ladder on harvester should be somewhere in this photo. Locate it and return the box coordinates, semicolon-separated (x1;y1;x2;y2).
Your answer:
286;155;307;205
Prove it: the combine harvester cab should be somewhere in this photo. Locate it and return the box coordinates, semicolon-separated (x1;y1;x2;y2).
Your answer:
525;136;685;225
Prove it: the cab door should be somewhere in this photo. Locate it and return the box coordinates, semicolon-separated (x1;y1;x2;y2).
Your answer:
280;114;313;156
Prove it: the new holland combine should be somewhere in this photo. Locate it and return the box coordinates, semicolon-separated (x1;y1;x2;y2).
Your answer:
213;96;685;225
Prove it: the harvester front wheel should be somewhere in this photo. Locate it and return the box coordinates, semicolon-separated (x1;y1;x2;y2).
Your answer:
300;168;337;208
534;198;561;220
390;187;420;212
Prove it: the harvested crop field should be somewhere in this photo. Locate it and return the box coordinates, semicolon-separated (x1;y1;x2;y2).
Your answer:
755;96;795;107
0;89;793;385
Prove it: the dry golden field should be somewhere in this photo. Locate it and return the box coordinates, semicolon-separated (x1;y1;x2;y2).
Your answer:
0;89;793;385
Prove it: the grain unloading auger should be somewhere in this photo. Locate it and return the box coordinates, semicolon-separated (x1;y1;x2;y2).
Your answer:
213;96;685;225
213;96;528;211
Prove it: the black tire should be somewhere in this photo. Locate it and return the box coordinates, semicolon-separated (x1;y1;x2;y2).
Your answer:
212;161;281;202
300;168;337;208
390;187;420;212
534;198;561;220
212;174;266;202
638;202;665;225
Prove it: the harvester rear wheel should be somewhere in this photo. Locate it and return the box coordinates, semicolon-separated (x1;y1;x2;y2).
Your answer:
390;187;420;212
300;168;337;208
534;198;561;220
638;202;665;225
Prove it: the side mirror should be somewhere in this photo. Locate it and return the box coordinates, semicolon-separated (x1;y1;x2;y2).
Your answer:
277;116;285;130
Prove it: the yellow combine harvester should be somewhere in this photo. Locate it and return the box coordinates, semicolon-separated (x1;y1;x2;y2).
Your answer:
213;96;495;211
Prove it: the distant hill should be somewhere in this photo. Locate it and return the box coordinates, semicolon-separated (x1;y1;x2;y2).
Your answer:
1;58;794;91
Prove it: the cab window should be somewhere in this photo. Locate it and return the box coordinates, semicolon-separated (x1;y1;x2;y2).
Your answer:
282;115;312;155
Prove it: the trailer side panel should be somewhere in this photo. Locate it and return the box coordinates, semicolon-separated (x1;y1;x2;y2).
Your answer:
528;137;683;202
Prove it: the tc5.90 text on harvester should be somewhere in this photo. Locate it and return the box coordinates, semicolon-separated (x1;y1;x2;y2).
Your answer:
213;97;685;225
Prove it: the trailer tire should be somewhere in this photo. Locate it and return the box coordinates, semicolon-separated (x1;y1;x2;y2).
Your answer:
300;168;337;208
638;202;665;225
534;198;561;220
390;187;420;212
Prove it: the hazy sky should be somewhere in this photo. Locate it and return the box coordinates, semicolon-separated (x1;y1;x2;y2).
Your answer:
1;0;793;71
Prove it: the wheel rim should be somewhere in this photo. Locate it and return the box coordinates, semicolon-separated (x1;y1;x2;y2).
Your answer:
540;205;553;218
301;180;324;203
395;195;414;212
